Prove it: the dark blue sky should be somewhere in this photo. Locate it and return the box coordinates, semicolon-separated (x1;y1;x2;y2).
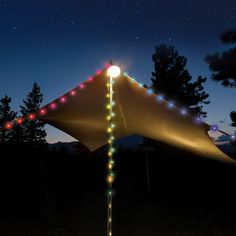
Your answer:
0;0;235;142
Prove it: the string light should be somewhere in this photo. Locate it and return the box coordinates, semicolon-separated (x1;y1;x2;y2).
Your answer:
16;118;23;125
106;65;120;236
0;67;98;132
5;122;12;129
29;114;35;120
147;89;153;95
157;95;164;102
79;84;85;89
210;124;219;132
50;102;57;110
60;97;66;103
39;109;46;115
168;101;174;109
96;69;102;75
195;116;202;124
180;108;187;116
70;90;76;96
88;76;93;82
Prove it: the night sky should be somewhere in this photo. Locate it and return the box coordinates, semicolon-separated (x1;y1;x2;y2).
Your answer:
0;0;235;143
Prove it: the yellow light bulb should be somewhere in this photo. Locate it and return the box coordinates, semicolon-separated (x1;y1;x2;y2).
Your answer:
107;127;112;133
108;151;112;157
107;116;111;121
107;175;114;184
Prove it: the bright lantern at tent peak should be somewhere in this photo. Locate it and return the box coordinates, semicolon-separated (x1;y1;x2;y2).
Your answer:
107;65;121;78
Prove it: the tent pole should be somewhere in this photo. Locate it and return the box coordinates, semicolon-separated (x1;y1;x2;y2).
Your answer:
144;137;151;193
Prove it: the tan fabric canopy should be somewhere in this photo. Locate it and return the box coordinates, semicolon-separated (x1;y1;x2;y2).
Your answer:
39;68;235;164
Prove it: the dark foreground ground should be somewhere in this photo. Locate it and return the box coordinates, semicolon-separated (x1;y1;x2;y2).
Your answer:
0;141;236;236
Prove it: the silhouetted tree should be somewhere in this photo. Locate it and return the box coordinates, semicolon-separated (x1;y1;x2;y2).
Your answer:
0;95;17;142
151;44;210;117
20;82;46;144
220;30;236;44
230;111;236;127
205;30;236;87
205;30;236;131
11;116;24;143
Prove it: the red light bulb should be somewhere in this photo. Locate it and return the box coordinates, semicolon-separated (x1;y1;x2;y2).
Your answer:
79;84;85;89
50;103;56;109
29;114;35;120
60;97;66;103
88;76;93;82
70;90;76;96
39;109;46;115
5;122;12;129
17;118;23;125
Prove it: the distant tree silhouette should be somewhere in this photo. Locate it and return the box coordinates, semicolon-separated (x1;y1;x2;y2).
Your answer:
205;30;236;87
20;82;46;144
205;30;236;132
0;95;17;142
230;111;236;127
220;30;236;44
151;44;210;117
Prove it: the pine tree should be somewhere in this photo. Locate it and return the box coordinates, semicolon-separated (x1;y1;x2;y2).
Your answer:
230;111;236;127
205;30;236;131
0;95;17;142
11;116;24;143
151;44;210;117
20;82;46;144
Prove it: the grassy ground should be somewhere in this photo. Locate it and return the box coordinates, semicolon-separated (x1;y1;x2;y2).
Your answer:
0;143;236;235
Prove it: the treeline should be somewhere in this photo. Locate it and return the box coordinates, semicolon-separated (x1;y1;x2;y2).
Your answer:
0;82;46;145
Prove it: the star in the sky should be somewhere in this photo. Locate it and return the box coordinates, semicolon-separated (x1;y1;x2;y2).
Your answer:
11;26;17;33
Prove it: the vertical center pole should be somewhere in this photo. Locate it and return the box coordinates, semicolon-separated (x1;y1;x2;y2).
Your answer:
107;75;114;236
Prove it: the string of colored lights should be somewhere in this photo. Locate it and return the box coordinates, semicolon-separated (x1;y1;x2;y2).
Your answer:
1;65;235;140
106;73;113;236
106;65;121;236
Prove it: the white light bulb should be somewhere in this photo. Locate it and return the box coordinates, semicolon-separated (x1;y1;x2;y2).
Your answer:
107;65;121;78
